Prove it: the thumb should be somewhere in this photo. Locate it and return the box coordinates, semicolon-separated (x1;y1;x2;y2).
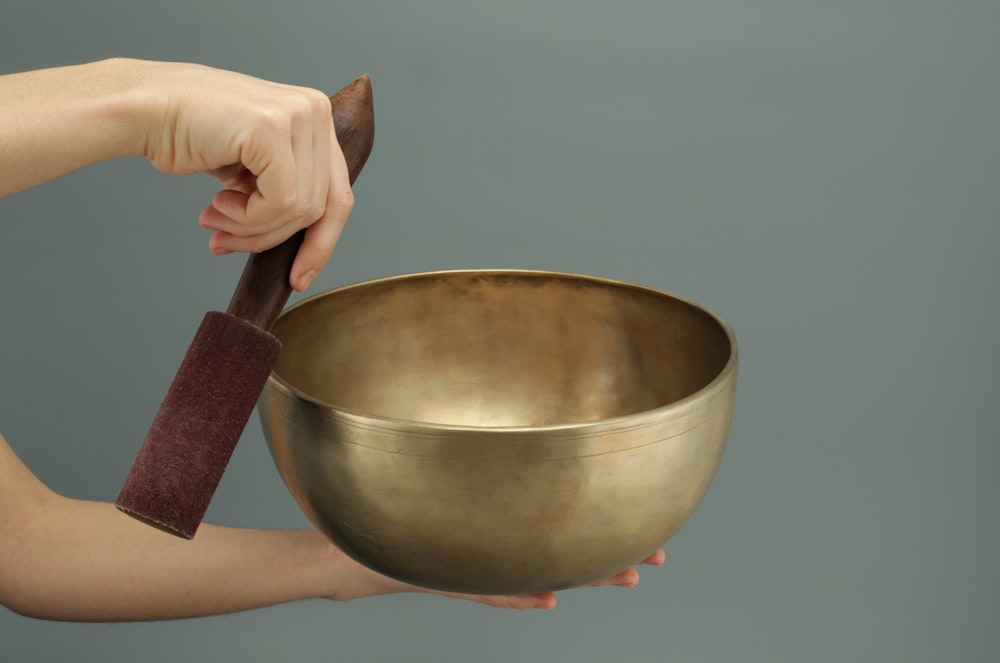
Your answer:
290;206;349;292
289;148;354;291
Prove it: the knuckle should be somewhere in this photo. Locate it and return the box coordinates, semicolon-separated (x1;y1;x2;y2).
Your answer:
286;88;327;122
255;104;291;131
331;186;355;211
282;195;316;226
258;196;300;228
275;189;300;213
308;201;327;223
305;88;331;113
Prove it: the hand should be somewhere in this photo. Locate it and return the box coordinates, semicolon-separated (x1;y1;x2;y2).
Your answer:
431;548;668;610
329;547;668;610
140;61;354;291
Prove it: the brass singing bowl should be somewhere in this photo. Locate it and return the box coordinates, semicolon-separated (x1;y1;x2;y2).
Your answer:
258;270;738;594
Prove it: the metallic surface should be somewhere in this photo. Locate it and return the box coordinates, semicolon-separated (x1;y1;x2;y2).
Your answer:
258;270;738;594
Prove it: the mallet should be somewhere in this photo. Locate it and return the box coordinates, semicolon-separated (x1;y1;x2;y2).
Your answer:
116;75;375;538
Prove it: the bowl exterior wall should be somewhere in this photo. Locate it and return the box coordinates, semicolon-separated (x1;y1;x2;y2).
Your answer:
260;366;736;594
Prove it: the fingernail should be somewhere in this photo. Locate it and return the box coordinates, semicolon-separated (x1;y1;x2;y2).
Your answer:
297;270;317;291
533;595;556;610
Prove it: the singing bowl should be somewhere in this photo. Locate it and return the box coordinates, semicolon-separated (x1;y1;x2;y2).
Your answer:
258;270;737;594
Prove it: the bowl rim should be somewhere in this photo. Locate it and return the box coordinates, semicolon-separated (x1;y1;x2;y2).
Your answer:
266;268;738;435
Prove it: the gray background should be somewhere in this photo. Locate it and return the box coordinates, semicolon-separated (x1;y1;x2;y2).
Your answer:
1;1;997;661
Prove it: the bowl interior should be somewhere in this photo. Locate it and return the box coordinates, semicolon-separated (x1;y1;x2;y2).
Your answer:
271;271;732;428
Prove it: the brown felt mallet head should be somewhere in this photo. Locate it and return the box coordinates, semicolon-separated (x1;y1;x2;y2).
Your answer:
115;75;375;538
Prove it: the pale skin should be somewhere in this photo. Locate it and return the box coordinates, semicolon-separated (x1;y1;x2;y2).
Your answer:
0;59;665;622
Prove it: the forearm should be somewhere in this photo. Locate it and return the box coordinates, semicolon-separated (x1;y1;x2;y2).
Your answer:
0;432;644;618
0;58;150;197
1;492;346;622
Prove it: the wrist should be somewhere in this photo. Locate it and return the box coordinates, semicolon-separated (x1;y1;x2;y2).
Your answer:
88;58;161;160
309;533;403;601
